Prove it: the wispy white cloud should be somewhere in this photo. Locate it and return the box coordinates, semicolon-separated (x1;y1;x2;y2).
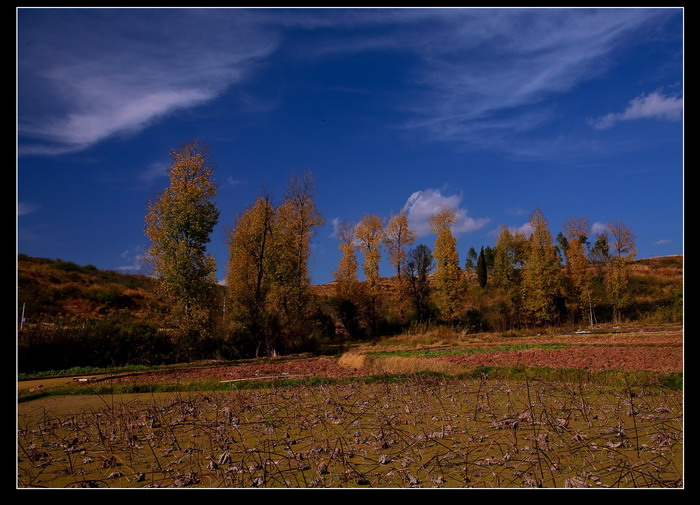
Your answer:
394;8;671;153
329;216;341;238
655;238;671;245
588;91;683;130
227;177;242;186
139;161;169;182
18;8;677;158
402;188;489;237
18;202;40;216
19;9;279;155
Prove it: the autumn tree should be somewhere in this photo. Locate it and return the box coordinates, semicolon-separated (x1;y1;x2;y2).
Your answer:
272;171;325;351
382;211;416;322
562;217;594;326
492;226;527;328
565;236;594;326
355;213;384;333
334;220;359;300
145;140;219;337
405;244;434;320
333;219;361;336
605;221;637;323
430;206;462;321
382;211;416;280
521;209;563;326
225;193;277;356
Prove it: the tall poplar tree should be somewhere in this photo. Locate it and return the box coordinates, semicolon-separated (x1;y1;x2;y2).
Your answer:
382;211;416;280
406;244;434;320
430;206;462;321
225;193;277;356
145;140;219;336
272;171;325;351
333;219;361;336
355;213;384;333
521;209;562;325
605;221;637;323
562;217;594;326
355;214;384;289
493;226;527;328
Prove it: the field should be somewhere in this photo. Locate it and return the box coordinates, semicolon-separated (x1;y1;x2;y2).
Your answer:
17;324;683;489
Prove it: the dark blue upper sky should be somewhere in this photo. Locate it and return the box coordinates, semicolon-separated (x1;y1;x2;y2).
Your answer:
17;7;683;285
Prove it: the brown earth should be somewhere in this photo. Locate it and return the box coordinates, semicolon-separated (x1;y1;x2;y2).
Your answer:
98;327;682;386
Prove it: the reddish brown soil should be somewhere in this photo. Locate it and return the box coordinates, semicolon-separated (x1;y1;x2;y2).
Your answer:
105;356;366;385
102;327;682;385
440;346;682;373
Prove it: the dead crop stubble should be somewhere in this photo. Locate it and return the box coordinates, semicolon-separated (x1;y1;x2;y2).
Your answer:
17;376;682;488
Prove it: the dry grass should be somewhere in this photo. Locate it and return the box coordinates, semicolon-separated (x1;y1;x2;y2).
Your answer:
339;351;465;375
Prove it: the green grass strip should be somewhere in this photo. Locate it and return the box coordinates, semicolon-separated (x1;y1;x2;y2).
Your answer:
366;343;569;358
17;367;682;403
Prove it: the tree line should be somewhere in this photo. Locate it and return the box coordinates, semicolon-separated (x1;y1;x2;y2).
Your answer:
145;140;642;359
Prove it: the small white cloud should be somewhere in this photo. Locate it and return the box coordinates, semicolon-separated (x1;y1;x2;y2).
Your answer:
117;245;146;273
402;188;489;237
590;222;609;235
18;202;40;216
505;207;526;216
508;222;533;237
655;238;671;245
588;91;683;130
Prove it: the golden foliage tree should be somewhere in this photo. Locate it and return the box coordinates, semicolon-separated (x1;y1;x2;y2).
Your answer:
355;214;384;289
565;237;594;326
382;211;416;280
492;226;527;328
605;221;637;323
382;211;416;322
334;220;359;301
272;171;325;351
333;219;362;336
430;206;462;321
521;209;562;325
225;193;277;356
562;217;594;326
145;140;219;336
355;213;384;333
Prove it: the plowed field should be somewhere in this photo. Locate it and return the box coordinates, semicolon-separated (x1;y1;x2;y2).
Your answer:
100;325;682;386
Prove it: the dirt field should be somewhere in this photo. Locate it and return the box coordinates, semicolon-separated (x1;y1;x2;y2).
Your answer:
96;325;682;386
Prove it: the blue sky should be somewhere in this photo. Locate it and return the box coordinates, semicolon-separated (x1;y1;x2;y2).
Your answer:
17;7;683;285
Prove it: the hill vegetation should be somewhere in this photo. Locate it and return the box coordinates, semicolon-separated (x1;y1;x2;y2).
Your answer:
17;252;682;374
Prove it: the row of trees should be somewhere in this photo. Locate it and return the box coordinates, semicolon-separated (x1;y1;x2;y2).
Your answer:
329;206;639;334
145;140;640;359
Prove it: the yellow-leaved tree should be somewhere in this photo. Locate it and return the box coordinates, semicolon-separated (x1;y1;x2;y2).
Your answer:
333;219;361;337
605;221;637;323
430;206;462;322
521;209;562;326
272;171;325;351
492;225;528;329
225;193;277;357
382;211;416;322
145;140;219;337
562;216;595;326
355;213;384;334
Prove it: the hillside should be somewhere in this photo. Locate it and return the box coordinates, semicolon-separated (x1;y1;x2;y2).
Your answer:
17;254;175;328
17;253;682;328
